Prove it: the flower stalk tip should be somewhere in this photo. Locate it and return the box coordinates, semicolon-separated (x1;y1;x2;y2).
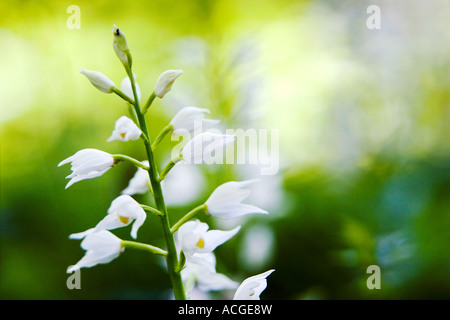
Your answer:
112;24;131;68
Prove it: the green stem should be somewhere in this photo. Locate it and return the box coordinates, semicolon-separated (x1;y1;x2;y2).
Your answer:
140;204;163;216
113;154;148;170
126;65;186;300
152;124;173;151
112;87;135;105
170;204;207;233
121;240;167;256
158;155;182;182
128;103;139;125
142;92;157;115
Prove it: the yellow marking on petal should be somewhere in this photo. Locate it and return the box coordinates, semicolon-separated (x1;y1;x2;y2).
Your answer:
196;238;205;248
119;216;130;224
120;132;126;138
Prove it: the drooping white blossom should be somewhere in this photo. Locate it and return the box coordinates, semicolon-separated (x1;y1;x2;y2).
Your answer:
233;269;275;300
102;195;146;239
121;160;150;195
161;163;205;206
205;180;268;219
181;252;239;298
180;132;235;164
67;230;123;273
170;106;220;136
107;116;142;142
120;75;141;102
69;195;146;240
58;149;114;189
177;220;240;257
79;68;116;93
154;70;183;98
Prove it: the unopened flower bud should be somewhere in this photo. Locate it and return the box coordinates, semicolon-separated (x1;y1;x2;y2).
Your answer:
154;70;183;98
112;24;131;68
79;69;116;93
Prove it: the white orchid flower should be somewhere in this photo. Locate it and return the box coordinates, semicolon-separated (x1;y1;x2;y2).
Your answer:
107;116;142;142
97;195;146;239
67;230;123;273
69;195;146;240
180;132;235;164
170;107;220;136
58;149;114;189
121;160;150;195
79;68;115;93
181;252;239;298
100;195;146;239
205;180;269;219
154;70;183;98
177;220;240;257
120;75;141;102
233;269;275;300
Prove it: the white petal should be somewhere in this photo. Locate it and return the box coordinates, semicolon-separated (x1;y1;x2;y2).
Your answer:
107;116;142;142
181;133;235;164
154;70;183;98
181;252;239;293
95;214;130;232
200;226;241;253
69;248;120;271
205;180;268;219
104;195;147;238
121;162;150;195
120;76;141;102
67;231;122;272
80;230;121;251
233;269;275;300
178;220;240;255
169;107;220;135
178;220;207;253
207;203;268;220
197;272;239;292
69;228;95;240
59;149;114;188
206;180;256;206
65;167;111;189
108;195;145;219
130;209;146;239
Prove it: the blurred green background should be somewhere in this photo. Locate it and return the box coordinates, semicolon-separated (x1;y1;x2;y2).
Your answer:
1;0;450;300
